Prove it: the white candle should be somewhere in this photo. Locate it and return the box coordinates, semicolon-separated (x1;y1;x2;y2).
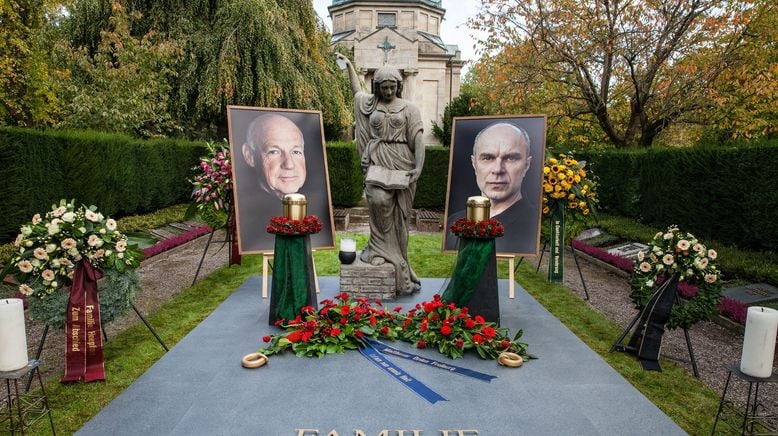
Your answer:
0;298;28;372
740;306;778;378
340;238;356;252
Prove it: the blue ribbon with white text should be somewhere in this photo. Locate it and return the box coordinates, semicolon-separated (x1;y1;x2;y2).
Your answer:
358;341;447;404
365;338;496;382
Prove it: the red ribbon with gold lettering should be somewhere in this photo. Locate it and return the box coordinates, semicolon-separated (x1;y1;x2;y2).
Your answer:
61;260;105;382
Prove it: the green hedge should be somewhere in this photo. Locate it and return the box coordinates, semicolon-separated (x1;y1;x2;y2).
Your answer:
326;141;363;207
413;146;449;209
580;140;778;251
0;128;206;242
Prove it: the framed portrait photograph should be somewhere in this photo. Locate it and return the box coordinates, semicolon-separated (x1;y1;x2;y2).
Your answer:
227;106;335;253
442;115;547;257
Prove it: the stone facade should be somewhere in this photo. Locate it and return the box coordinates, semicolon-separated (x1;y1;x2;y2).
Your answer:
328;0;464;145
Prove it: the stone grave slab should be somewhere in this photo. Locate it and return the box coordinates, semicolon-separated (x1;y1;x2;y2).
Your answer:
339;251;396;299
575;228;603;241
723;283;778;305
607;242;649;260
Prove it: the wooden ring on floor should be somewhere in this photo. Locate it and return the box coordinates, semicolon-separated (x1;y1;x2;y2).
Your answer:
242;352;268;368
497;352;523;368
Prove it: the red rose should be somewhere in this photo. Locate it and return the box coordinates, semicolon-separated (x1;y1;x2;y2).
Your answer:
381;326;389;335
301;305;314;314
355;330;364;338
370;316;377;326
475;315;485;325
501;340;510;348
473;333;483;344
287;330;303;343
331;328;341;337
481;326;496;339
340;317;347;325
441;325;452;336
262;335;271;343
465;319;476;329
456;338;464;348
341;305;351;315
302;331;314;342
417;340;426;348
393;306;403;312
420;323;428;332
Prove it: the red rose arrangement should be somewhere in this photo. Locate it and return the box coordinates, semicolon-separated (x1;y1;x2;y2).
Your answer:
449;218;504;238
266;216;323;235
259;293;530;361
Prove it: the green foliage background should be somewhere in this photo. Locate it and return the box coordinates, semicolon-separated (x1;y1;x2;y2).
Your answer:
413;146;449;209
579;139;778;250
326;141;363;207
0;127;206;241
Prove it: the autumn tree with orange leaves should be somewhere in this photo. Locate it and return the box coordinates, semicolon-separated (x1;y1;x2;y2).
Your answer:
471;0;761;148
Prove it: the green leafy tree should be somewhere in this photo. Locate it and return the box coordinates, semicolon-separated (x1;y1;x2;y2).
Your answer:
52;1;181;137
0;1;59;127
471;0;757;148
431;89;487;146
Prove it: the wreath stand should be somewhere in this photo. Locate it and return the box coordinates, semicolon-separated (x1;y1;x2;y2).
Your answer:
514;214;590;300
610;277;700;378
192;205;241;286
24;304;168;392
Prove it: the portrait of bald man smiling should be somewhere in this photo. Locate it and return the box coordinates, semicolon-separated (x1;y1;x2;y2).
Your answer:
443;116;546;256
228;107;335;253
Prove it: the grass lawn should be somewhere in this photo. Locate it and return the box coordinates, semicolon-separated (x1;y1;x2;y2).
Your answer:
21;231;724;434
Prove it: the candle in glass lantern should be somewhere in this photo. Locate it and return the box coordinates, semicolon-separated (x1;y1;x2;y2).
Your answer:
0;298;29;371
466;196;491;222
283;194;307;221
740;306;778;378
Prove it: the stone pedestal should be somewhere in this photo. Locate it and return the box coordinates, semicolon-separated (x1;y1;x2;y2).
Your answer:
340;252;396;300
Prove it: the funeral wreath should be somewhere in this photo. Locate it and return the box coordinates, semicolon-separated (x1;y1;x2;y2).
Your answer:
630;225;723;329
1;200;143;328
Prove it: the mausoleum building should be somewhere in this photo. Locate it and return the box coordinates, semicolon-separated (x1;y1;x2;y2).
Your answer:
327;0;464;144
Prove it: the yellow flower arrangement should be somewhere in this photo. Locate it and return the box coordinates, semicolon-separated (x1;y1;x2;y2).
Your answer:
542;153;598;220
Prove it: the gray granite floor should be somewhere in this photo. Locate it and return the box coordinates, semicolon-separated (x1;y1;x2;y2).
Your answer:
77;277;685;436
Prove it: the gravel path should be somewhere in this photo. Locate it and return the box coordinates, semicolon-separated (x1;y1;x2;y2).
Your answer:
9;227;776;429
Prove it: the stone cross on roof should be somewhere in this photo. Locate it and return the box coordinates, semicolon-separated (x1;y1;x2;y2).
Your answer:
377;36;396;65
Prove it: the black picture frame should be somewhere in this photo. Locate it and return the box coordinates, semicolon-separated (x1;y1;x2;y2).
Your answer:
442;115;547;257
227;106;335;253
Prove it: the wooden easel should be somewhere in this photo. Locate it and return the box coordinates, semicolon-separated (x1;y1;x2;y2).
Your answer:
496;254;518;299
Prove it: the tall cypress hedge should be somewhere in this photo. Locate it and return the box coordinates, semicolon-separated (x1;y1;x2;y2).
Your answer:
580;141;778;251
414;146;449;209
326;141;363;207
0;128;206;242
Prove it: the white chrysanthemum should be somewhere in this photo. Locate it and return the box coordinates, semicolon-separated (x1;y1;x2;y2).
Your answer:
68;247;79;257
637;251;645;261
85;210;99;222
51;259;60;268
24;240;32;247
116;240;127;252
20;226;32;236
645;280;654;288
62;212;76;223
33;247;47;260
105;218;117;231
88;235;101;247
18;260;33;273
639;262;652;273
104;250;112;257
31;259;40;268
45;243;57;253
676;240;690;251
47;223;60;236
31;214;42;224
663;233;673;240
18;284;33;296
662;254;674;265
708;249;717;260
61;238;77;250
41;269;55;281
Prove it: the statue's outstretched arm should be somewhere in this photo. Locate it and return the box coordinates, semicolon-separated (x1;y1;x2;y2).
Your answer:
336;53;362;96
